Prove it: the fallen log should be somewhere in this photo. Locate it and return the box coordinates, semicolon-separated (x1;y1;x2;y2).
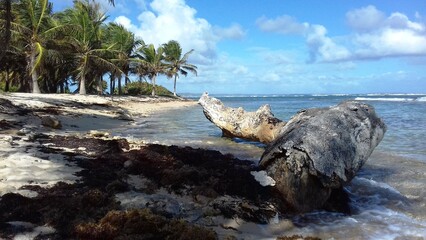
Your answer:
259;101;386;212
199;93;386;213
198;92;286;143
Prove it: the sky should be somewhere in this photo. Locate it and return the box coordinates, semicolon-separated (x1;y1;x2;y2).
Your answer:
52;0;426;95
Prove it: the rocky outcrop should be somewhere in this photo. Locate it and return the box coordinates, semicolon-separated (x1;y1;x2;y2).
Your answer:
198;92;286;143
259;101;386;212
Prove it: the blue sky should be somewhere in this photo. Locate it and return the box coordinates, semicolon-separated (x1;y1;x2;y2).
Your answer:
53;0;426;94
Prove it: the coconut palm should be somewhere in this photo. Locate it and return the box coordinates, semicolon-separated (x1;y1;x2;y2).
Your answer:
163;40;197;96
104;22;142;95
0;0;12;62
12;0;61;93
135;44;166;96
58;0;120;94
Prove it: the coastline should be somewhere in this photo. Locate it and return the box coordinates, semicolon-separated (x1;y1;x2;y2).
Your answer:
1;93;302;239
2;93;425;239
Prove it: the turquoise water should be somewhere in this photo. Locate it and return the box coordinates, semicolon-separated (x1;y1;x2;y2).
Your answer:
115;94;426;239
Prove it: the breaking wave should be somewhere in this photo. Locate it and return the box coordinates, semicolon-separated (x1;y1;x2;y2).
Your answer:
355;97;426;102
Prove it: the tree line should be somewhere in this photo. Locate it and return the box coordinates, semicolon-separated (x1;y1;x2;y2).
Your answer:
0;0;197;96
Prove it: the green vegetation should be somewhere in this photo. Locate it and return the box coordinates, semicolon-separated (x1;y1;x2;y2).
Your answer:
125;81;174;96
0;0;197;96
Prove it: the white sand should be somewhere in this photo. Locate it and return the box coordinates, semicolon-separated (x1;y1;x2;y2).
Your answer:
0;93;197;197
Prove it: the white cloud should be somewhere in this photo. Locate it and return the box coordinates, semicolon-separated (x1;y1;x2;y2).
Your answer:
214;23;246;40
346;5;386;32
306;25;351;62
256;15;308;35
348;8;426;60
257;6;426;62
354;28;426;59
264;72;281;82
232;65;249;75
113;0;231;65
115;16;134;28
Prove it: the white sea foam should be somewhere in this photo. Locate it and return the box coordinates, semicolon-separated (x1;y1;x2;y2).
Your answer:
251;170;276;186
355;97;415;102
416;96;426;102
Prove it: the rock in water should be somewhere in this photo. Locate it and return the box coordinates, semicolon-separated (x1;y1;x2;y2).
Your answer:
198;92;286;143
259;101;386;212
41;116;62;129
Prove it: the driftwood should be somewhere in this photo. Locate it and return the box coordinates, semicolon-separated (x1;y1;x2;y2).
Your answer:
198;92;286;143
199;93;386;213
259;101;386;212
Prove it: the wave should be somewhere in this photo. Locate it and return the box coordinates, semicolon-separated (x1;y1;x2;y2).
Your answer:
355;97;416;102
416;97;426;102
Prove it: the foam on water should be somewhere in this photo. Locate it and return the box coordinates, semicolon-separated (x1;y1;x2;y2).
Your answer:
416;96;426;102
280;174;426;239
355;97;416;102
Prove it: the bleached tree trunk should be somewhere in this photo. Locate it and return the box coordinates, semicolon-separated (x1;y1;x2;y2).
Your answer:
29;50;41;93
79;75;87;95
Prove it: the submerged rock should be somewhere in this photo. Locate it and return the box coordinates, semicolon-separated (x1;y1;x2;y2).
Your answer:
41;115;62;129
259;101;386;212
198;92;286;143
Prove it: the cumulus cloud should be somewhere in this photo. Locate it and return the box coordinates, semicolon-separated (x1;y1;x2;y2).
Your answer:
306;25;351;62
348;7;426;60
257;5;426;62
256;15;308;35
255;15;350;62
113;0;245;65
346;5;386;32
214;24;246;40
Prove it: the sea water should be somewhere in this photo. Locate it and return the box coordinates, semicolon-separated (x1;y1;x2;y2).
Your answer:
114;94;426;239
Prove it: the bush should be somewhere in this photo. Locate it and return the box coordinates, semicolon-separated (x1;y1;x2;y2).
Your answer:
125;81;174;96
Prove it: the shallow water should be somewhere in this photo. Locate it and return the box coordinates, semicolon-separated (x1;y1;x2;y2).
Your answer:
113;94;426;239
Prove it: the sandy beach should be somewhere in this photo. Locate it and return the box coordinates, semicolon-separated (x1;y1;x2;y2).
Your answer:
0;93;197;194
0;93;298;240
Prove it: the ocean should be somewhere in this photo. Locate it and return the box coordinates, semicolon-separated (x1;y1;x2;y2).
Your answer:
115;93;426;239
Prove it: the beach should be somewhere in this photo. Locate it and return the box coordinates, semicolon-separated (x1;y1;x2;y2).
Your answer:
0;93;425;239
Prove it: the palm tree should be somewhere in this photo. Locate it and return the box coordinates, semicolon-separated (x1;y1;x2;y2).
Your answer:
163;40;197;96
13;0;61;93
58;0;120;94
0;0;12;62
104;22;141;95
135;44;166;96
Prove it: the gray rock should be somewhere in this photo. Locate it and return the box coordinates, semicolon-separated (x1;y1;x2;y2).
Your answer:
116;110;134;121
41;116;62;129
259;101;386;212
198;92;286;143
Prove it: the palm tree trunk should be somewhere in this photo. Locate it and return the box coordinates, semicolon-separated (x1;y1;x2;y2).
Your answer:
125;73;130;94
30;50;41;93
5;68;10;92
97;75;103;95
59;82;64;93
0;0;11;62
79;75;87;94
173;74;178;96
110;74;114;95
151;75;156;96
118;75;122;95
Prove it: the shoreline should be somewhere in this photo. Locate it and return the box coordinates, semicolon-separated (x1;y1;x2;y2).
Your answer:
0;93;198;196
2;93;424;239
0;92;295;239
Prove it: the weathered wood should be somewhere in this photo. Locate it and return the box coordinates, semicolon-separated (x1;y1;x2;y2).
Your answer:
259;101;386;212
199;93;386;213
198;92;286;143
